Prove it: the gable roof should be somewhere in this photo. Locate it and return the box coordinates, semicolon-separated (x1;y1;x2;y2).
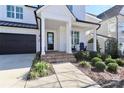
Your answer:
97;5;124;20
35;5;76;20
35;5;100;26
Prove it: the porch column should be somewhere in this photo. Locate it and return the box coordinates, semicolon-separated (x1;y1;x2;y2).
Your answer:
66;21;72;53
93;29;97;52
41;16;45;55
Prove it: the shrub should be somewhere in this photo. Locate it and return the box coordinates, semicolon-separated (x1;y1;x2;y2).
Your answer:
27;71;38;80
34;62;49;77
95;62;106;71
89;51;101;59
75;51;89;61
100;54;111;61
107;63;118;73
79;61;91;68
116;59;124;66
105;58;116;65
91;57;102;65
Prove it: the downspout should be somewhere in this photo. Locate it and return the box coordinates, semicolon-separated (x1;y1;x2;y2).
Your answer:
116;16;119;55
37;17;42;56
34;11;42;56
96;23;101;52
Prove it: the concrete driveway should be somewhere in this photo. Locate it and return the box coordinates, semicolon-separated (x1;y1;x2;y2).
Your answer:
0;54;35;88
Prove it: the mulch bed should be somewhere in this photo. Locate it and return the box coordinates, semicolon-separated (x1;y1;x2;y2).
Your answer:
73;63;124;88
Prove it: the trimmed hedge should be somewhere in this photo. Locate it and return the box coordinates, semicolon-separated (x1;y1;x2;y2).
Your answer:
100;54;111;61
107;63;118;73
91;57;102;66
116;59;124;66
89;51;101;59
75;51;89;61
95;62;106;71
105;58;116;65
79;61;91;68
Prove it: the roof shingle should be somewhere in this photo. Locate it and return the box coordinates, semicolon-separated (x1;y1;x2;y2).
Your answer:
0;20;38;29
97;5;124;20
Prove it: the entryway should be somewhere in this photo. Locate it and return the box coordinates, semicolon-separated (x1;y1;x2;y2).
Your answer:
47;32;54;50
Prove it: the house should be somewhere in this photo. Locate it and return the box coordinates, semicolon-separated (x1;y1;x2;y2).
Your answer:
0;5;100;55
97;5;124;55
0;5;39;54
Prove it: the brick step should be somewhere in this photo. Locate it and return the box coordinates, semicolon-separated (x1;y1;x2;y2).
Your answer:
42;55;75;59
42;54;73;57
44;58;76;63
41;53;76;63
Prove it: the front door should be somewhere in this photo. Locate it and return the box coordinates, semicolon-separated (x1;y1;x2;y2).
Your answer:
47;32;54;50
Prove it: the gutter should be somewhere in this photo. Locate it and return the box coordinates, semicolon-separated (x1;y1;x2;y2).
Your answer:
76;18;101;26
96;23;101;30
97;33;116;39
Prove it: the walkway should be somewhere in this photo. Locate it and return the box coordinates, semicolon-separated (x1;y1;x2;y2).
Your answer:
26;62;100;88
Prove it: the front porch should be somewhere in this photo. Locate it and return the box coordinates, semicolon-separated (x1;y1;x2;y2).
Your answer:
36;5;99;56
41;18;98;55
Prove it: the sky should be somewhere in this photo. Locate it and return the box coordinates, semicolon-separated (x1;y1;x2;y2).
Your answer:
86;5;114;15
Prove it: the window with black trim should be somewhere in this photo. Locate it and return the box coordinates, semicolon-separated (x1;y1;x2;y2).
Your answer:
7;5;14;18
71;31;79;45
6;5;23;19
16;7;23;19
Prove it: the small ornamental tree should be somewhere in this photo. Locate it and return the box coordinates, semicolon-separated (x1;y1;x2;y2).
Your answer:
105;38;118;58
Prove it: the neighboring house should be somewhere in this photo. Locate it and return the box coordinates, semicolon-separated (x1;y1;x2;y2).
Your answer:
0;5;100;55
97;5;124;55
85;13;101;51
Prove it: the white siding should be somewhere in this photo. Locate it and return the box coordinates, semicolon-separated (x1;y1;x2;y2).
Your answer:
0;5;36;24
58;26;66;51
97;17;117;53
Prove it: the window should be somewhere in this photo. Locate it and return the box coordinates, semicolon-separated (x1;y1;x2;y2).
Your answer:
7;5;14;18
6;6;23;19
74;32;79;44
108;23;116;32
72;31;79;45
16;7;23;19
120;23;124;32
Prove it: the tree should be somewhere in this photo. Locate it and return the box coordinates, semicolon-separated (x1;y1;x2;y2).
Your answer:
105;38;118;58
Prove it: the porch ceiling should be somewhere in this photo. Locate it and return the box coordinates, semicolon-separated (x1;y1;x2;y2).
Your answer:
45;19;66;30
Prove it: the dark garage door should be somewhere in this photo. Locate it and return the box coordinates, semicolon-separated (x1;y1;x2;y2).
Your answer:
0;33;36;54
